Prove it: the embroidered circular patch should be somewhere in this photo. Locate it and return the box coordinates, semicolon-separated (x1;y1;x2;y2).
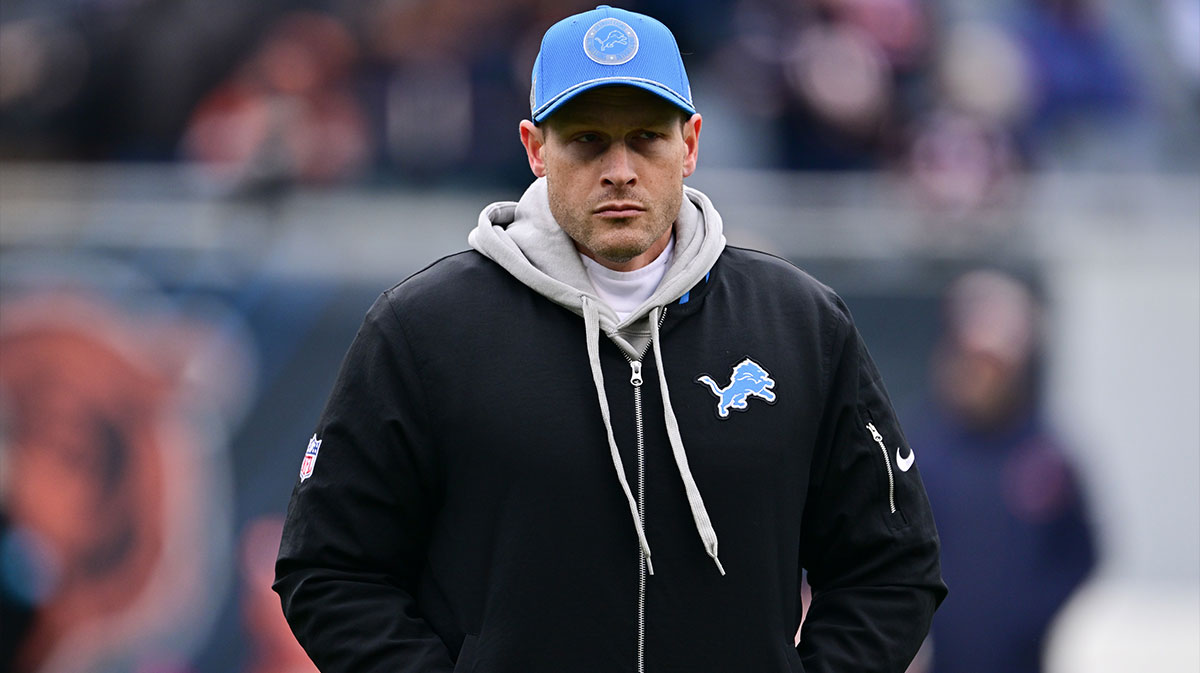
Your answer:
583;18;638;65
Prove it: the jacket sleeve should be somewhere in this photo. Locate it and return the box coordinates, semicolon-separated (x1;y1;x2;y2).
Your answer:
273;292;454;673
797;298;948;673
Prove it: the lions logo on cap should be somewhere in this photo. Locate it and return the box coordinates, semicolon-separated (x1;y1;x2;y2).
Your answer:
584;17;638;65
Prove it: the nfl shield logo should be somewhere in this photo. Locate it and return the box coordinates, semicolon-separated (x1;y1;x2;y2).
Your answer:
299;434;321;482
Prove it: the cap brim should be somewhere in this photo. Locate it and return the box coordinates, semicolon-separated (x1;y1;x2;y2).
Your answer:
532;77;695;123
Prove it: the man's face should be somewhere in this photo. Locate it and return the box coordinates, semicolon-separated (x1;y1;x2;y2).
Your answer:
520;87;701;271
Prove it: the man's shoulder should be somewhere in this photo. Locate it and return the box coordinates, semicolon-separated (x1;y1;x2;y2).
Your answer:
386;250;501;295
717;246;846;314
379;250;511;315
719;245;821;280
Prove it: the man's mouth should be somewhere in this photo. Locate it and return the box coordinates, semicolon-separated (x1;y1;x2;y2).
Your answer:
594;202;645;218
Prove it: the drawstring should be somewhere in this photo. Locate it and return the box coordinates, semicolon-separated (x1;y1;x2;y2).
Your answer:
581;297;724;577
650;307;726;576
583;296;655;575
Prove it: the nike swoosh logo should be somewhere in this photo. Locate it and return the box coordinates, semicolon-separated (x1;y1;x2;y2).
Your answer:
896;446;915;472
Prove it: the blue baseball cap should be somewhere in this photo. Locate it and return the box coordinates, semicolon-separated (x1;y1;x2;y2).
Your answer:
530;5;695;123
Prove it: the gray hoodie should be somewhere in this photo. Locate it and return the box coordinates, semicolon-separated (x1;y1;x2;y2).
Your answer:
468;177;728;576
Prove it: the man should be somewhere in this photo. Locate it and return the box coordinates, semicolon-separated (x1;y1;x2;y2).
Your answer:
274;6;946;673
910;270;1094;673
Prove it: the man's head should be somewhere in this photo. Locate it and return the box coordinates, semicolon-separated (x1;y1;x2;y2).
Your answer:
933;270;1041;429
521;6;700;271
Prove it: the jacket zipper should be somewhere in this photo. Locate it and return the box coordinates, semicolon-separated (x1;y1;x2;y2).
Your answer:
624;308;667;673
629;357;648;673
866;421;897;514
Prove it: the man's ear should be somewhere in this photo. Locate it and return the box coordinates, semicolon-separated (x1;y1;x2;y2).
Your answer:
520;120;547;178
682;113;701;178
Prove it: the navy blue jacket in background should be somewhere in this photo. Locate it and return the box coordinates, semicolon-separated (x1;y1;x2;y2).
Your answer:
909;405;1094;673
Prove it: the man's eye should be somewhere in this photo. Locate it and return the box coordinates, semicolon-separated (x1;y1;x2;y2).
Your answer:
636;131;661;140
575;133;600;143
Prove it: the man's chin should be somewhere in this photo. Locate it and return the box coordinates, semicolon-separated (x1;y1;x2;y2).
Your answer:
591;248;639;265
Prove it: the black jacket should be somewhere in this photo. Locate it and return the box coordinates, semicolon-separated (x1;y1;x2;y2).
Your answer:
275;246;946;672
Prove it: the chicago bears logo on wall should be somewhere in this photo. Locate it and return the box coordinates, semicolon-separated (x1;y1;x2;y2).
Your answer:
696;357;777;419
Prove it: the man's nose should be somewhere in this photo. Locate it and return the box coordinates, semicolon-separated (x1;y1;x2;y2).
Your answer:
600;143;637;188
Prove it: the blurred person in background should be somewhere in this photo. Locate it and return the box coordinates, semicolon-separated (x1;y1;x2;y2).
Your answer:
274;6;945;672
704;0;934;171
181;11;370;192
907;270;1096;673
1009;0;1143;169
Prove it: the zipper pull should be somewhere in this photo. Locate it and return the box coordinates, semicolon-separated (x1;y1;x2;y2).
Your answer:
629;360;643;387
866;421;883;443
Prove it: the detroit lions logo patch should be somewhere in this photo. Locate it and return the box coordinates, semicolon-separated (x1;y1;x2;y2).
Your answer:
583;17;639;65
696;358;777;419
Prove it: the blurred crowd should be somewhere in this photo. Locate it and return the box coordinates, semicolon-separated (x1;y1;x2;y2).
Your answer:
1;0;1197;202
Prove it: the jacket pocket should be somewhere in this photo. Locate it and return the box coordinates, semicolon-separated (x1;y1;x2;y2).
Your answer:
453;634;479;673
864;413;912;530
866;419;898;515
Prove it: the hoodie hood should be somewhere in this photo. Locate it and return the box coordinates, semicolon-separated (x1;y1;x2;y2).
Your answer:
468;177;728;577
469;177;725;357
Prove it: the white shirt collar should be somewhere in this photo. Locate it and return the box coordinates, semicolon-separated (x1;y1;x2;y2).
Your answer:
580;235;676;322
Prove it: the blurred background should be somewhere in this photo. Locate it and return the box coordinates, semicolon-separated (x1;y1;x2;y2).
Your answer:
0;0;1196;671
